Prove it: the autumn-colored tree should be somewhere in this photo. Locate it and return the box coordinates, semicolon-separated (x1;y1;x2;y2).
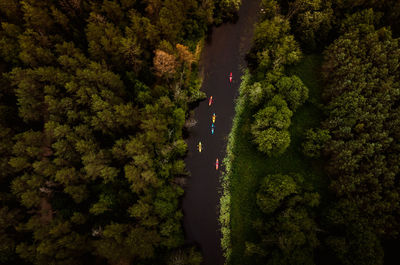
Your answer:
176;44;195;66
153;49;177;78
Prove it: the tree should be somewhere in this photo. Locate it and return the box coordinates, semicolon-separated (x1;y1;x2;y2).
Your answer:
89;194;113;215
120;36;143;72
213;0;241;24
247;81;276;108
276;75;308;111
325;225;384;265
93;223;161;264
287;0;333;50
246;174;320;264
0;0;210;263
176;44;195;67
247;16;302;73
7;68;46;122
260;0;280;19
20;1;54;32
251;96;292;156
302;128;330;158
172;108;185;139
256;174;298;214
285;0;321;20
64;185;87;204
153;49;177;78
85;12;124;66
0;206;21;264
252;128;291;157
18;29;56;67
125;12;160;50
0;22;21;64
16;219;89;265
157;0;185;42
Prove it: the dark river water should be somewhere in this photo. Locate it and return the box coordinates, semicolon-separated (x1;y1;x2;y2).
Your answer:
182;1;261;264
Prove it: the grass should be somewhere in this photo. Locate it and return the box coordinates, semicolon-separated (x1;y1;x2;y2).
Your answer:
224;54;327;265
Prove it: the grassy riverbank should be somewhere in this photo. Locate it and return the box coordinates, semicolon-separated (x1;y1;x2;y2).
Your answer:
221;54;327;264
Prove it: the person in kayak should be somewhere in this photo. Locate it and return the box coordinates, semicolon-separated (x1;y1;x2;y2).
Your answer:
211;123;215;135
229;72;232;83
198;141;202;152
216;158;219;170
212;113;216;123
209;96;213;106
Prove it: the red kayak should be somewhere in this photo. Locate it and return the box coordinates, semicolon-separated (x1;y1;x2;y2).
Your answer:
229;72;232;83
216;158;219;170
209;96;213;106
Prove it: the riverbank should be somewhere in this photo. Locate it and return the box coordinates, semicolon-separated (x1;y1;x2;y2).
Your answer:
221;55;326;265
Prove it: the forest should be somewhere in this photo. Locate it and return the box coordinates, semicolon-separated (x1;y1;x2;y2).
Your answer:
222;0;400;265
2;0;400;264
0;0;240;264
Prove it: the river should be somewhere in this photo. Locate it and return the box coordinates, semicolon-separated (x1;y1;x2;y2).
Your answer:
182;1;261;264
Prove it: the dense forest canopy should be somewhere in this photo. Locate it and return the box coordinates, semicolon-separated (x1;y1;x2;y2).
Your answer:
0;0;241;264
318;9;400;265
2;0;400;264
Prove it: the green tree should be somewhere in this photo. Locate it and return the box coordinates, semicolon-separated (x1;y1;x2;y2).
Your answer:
276;75;308;111
302;128;330;157
0;22;21;64
288;0;333;50
0;0;210;263
246;174;320;264
256;174;298;214
251;96;292;156
247;16;302;74
0;205;21;264
213;0;241;24
319;11;400;264
93;223;161;264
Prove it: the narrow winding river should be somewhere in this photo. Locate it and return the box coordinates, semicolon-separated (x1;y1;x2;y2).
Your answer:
182;1;261;264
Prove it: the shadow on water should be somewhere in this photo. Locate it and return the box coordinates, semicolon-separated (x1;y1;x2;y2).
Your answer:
205;13;240;44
